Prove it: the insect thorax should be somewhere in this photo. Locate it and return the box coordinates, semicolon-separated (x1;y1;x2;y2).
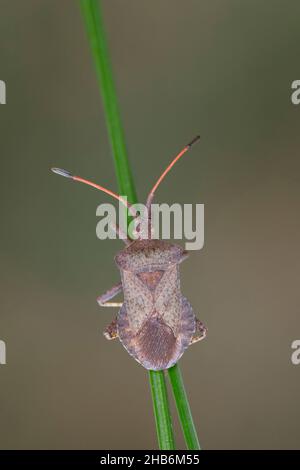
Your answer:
114;239;185;272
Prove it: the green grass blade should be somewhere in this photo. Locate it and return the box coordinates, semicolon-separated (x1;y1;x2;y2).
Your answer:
149;370;176;450
168;364;201;450
80;0;136;202
79;0;175;449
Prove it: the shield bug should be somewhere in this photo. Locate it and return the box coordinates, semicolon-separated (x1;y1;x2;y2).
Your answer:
51;136;206;370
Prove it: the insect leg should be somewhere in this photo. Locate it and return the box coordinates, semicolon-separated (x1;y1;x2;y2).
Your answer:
97;282;123;307
180;250;189;263
103;318;118;340
110;222;133;245
190;318;207;344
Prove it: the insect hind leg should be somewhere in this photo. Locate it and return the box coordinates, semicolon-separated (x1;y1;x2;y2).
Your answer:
103;318;118;340
190;318;207;344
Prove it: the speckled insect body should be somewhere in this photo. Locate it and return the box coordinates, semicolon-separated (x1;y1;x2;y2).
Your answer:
114;240;205;370
52;136;207;370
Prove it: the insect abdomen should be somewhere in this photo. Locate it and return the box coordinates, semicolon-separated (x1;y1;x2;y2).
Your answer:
117;296;196;370
135;315;177;370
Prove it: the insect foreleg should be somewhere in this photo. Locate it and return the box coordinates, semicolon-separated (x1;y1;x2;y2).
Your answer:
97;282;123;307
190;318;207;344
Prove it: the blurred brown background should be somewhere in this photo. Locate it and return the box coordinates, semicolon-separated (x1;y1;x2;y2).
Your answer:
0;0;300;450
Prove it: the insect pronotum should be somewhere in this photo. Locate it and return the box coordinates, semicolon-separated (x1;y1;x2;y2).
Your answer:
52;136;207;370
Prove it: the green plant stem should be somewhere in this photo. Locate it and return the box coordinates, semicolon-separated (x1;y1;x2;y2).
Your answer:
79;0;175;449
80;0;136;202
168;364;200;450
149;370;176;450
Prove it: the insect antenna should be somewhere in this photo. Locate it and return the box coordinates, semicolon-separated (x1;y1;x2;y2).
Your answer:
51;167;135;242
146;135;200;209
51;167;133;212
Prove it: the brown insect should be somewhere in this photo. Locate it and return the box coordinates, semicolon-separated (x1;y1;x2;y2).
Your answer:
52;136;206;370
